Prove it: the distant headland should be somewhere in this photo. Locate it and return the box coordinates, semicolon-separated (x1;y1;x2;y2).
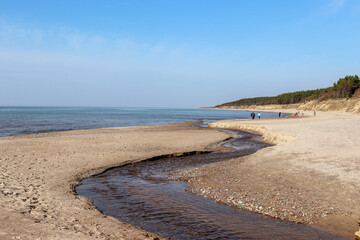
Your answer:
215;75;360;113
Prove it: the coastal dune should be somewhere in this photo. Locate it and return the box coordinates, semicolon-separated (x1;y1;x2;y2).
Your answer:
181;110;360;237
0;123;229;239
217;98;360;113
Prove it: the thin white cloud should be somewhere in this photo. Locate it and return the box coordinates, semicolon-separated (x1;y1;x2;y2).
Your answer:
0;19;178;61
324;0;346;14
0;21;43;44
62;34;85;50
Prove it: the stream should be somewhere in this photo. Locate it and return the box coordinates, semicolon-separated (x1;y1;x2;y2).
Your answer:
76;129;348;239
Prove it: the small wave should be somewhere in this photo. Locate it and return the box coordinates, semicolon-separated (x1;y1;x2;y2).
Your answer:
19;128;75;135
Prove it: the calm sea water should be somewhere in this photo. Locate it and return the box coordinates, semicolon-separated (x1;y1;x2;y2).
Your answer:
0;107;278;137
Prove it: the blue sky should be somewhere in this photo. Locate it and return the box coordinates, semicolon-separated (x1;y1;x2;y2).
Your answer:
1;0;359;107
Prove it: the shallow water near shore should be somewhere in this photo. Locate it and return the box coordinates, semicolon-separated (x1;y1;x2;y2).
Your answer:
0;106;279;137
76;130;348;239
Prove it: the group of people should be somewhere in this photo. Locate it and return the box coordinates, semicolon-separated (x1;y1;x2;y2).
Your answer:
250;110;316;120
250;112;261;119
294;111;303;117
294;110;316;117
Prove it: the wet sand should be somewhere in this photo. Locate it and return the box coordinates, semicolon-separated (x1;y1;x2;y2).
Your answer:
1;111;359;239
0;122;228;239
77;130;345;239
176;110;359;238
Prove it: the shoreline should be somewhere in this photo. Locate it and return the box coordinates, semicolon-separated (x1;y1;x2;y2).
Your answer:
0;122;229;239
206;106;298;120
1;112;359;238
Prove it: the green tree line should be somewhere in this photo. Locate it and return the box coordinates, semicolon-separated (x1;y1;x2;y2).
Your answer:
216;75;360;107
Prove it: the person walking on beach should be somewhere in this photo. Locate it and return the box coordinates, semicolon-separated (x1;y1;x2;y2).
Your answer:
279;112;281;118
258;112;261;119
314;110;316;116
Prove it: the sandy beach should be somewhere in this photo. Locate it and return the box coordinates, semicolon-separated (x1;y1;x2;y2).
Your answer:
1;111;359;239
173;110;360;238
0;122;228;239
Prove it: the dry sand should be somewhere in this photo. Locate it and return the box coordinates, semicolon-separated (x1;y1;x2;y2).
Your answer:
0;122;229;239
1;111;360;239
173;110;360;238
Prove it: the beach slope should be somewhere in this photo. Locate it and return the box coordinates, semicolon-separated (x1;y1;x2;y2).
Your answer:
0;123;228;239
178;110;360;237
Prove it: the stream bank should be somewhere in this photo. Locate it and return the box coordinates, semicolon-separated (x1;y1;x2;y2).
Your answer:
76;129;347;239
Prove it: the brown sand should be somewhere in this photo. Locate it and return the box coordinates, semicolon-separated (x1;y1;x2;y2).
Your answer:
0;122;229;239
173;110;360;238
2;111;359;239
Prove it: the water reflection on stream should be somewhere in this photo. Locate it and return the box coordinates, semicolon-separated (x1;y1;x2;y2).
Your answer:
76;130;347;239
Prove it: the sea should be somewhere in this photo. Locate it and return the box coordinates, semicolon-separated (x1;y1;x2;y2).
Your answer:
0;107;278;137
